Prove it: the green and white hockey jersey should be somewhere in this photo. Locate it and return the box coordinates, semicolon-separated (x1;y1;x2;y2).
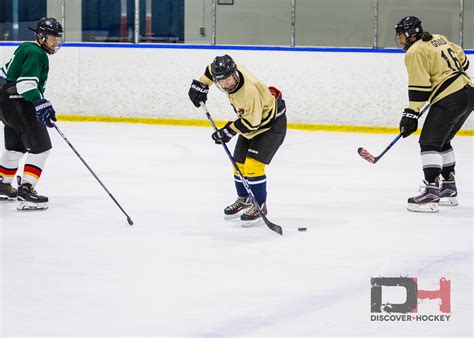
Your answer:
1;42;49;103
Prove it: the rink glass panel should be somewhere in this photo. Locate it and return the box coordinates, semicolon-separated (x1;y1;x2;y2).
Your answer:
81;0;184;43
0;0;471;49
214;0;291;46
377;0;462;48
295;0;373;48
464;0;474;49
0;0;46;41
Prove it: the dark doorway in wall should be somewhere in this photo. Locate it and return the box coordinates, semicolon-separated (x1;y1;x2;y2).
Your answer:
82;0;184;43
140;0;184;43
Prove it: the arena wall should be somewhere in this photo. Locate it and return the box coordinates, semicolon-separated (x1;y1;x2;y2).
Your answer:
1;44;472;131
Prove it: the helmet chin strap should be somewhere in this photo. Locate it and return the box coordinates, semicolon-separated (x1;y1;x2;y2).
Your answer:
402;35;417;51
395;34;416;51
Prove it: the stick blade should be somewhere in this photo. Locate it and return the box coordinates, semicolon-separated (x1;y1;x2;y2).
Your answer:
262;215;283;235
357;147;376;164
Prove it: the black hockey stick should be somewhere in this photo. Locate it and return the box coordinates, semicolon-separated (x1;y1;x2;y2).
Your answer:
358;104;430;164
200;103;283;235
52;122;134;225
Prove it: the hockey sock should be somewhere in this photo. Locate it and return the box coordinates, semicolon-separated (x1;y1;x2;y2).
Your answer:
233;162;248;197
421;149;442;183
0;150;24;184
440;145;455;180
248;176;267;205
22;150;50;187
244;157;267;205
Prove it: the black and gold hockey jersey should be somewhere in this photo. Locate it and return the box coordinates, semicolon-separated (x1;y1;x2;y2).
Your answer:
199;65;278;139
405;34;471;112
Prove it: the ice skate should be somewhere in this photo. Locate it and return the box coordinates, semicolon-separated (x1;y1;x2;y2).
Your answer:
0;177;17;201
407;179;440;213
224;196;251;220
241;202;267;228
17;183;48;211
439;173;458;206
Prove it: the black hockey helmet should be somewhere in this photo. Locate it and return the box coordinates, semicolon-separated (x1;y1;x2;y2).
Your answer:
211;55;237;80
32;17;63;37
211;55;240;92
394;16;423;50
29;17;63;54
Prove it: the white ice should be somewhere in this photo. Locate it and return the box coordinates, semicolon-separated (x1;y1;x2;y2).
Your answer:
1;122;472;337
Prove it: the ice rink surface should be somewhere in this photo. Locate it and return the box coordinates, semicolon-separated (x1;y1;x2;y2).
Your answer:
1;122;472;337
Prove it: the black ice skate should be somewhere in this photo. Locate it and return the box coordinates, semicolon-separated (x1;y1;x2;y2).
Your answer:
439;172;458;206
17;183;48;211
224;196;251;220
241;202;267;228
0;177;17;201
407;179;440;213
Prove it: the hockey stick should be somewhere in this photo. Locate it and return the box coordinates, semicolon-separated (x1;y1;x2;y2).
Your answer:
200;103;283;235
357;104;430;164
52;122;134;225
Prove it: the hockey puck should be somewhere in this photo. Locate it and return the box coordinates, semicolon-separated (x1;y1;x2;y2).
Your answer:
298;227;307;232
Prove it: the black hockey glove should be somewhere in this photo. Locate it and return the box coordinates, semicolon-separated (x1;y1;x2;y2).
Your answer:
34;99;57;128
399;108;419;138
188;80;209;108
212;121;236;144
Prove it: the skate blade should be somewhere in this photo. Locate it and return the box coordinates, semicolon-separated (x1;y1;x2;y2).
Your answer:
439;197;458;206
224;208;249;221
407;202;439;213
17;201;48;211
0;196;16;202
241;217;265;228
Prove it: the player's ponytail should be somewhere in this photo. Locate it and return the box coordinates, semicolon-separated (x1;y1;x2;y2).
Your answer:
421;32;433;41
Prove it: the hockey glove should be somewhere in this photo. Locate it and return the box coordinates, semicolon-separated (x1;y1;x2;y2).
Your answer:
188;80;209;108
0;76;6;88
399;108;419;138
212;121;236;144
34;99;57;128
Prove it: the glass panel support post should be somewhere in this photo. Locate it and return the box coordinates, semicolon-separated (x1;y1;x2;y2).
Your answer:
459;0;464;48
12;0;19;41
211;0;216;45
61;0;65;41
290;0;295;47
134;0;140;43
373;0;379;49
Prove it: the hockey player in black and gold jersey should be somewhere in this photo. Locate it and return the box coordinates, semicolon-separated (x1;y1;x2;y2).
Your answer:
188;55;287;226
395;16;473;212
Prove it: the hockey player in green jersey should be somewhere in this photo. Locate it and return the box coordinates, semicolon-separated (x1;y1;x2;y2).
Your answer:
188;55;287;227
395;16;473;212
0;17;63;210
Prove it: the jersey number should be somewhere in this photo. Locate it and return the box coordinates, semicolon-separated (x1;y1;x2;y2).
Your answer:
3;55;15;74
441;48;463;72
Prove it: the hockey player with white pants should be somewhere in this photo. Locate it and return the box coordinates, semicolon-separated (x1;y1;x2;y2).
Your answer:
188;55;287;227
394;16;473;212
0;17;63;210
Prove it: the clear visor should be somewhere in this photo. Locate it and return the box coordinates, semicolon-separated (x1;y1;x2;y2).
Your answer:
39;34;63;54
48;35;63;53
394;32;406;50
214;71;240;93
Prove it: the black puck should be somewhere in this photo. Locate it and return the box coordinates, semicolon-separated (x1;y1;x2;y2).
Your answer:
298;227;307;232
